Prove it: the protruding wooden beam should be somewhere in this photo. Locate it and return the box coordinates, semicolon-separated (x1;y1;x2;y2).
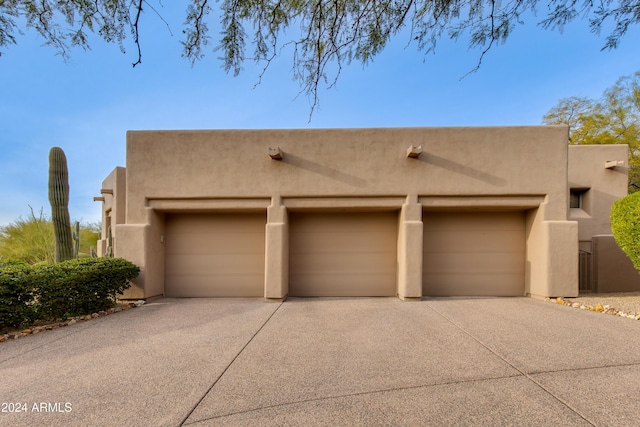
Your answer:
406;145;422;158
93;197;105;202
269;147;283;160
605;160;623;169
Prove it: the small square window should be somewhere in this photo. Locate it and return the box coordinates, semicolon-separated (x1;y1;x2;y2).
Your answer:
570;189;587;209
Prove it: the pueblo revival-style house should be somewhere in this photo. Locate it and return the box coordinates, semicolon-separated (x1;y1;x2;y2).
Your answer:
94;126;639;300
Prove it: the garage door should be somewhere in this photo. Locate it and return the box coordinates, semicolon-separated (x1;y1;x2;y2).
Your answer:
423;211;525;296
289;212;397;297
165;213;265;297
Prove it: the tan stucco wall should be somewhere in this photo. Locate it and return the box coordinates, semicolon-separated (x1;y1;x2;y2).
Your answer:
593;235;640;292
567;145;638;292
124;127;570;224
96;167;125;257
568;144;629;241
106;126;584;299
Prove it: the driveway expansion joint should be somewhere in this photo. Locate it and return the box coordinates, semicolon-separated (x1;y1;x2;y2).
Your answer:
425;303;598;426
526;361;640;376
181;372;527;425
179;301;284;426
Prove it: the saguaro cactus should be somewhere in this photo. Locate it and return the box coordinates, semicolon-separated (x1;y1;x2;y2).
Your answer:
72;220;80;258
105;225;114;258
48;147;74;262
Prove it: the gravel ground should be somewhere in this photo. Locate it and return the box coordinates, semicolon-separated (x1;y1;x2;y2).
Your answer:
561;292;640;316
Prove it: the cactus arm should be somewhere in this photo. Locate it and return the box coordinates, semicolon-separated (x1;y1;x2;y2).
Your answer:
72;220;80;258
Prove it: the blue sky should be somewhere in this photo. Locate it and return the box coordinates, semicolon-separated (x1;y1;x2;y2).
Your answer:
1;4;639;227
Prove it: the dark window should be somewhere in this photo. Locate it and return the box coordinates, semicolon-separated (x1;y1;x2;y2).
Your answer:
570;189;586;209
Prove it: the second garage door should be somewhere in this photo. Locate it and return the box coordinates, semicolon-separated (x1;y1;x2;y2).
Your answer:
289;212;398;297
423;211;525;296
165;213;266;297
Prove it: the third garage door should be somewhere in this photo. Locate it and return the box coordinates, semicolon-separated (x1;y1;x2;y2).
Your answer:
423;211;525;296
289;212;397;297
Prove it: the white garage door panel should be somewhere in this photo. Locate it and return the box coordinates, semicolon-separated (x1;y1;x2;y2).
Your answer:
165;213;265;297
423;211;525;296
289;212;397;297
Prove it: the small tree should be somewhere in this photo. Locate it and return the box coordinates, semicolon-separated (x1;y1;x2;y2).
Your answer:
611;191;640;272
543;71;640;192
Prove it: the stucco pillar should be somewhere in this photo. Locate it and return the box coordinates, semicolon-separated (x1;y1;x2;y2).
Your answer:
544;221;579;297
527;206;579;298
265;196;289;300
114;224;147;300
397;195;423;301
114;208;165;300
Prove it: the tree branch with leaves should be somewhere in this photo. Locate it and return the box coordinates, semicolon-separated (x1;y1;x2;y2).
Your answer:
2;0;638;113
543;71;640;192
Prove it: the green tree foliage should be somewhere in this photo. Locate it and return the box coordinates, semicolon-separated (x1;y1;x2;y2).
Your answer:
1;1;639;111
611;191;640;273
0;208;100;265
543;71;640;192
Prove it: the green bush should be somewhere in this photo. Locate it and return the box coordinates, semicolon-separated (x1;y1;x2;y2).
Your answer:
34;258;140;320
0;261;36;330
611;191;640;272
0;258;140;331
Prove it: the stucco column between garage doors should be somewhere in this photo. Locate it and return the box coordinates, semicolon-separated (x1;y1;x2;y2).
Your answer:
397;196;423;300
263;195;424;300
265;196;289;300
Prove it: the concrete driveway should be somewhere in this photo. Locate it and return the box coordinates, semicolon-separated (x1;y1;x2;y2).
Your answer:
1;297;640;426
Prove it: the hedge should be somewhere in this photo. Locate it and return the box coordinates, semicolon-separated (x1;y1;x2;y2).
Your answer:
611;191;640;272
0;258;140;332
0;261;36;330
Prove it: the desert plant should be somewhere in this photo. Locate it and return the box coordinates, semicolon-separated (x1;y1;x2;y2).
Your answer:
0;210;99;265
0;261;36;331
34;258;139;320
105;225;113;257
611;191;640;272
72;221;80;258
48;147;74;262
0;207;55;264
0;257;139;331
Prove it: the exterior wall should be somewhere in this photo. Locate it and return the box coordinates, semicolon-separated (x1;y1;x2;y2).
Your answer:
103;126;583;299
593;235;640;292
568;145;640;292
124;127;571;224
96;167;126;257
568;145;629;241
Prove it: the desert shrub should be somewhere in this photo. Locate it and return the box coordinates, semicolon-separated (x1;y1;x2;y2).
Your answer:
0;258;139;331
611;191;640;272
0;261;36;331
34;258;140;320
0;209;100;265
